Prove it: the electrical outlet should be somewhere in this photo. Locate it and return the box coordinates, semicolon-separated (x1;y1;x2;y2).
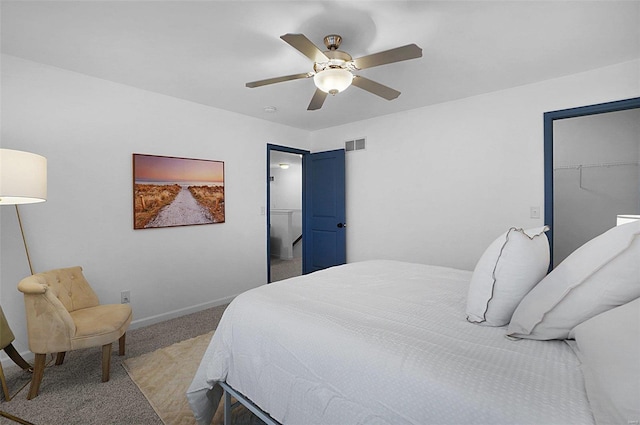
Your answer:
121;290;130;304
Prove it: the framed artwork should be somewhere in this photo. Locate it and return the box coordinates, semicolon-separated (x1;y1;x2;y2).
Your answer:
133;153;225;229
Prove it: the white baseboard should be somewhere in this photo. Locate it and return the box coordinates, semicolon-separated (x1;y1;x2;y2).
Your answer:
127;294;236;330
0;294;238;369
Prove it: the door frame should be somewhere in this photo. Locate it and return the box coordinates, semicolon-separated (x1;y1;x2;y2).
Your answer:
267;144;310;283
543;96;640;268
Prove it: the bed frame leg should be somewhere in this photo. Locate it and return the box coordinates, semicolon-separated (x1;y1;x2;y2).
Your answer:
224;387;231;425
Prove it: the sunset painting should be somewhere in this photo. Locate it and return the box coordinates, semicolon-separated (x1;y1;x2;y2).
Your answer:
133;154;225;229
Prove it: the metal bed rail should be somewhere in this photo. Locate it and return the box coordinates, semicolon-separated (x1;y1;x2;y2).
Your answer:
219;381;282;425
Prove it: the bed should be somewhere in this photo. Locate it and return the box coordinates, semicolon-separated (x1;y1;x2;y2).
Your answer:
187;223;640;425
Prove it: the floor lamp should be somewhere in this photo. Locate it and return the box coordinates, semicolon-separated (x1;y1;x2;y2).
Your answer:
0;148;46;425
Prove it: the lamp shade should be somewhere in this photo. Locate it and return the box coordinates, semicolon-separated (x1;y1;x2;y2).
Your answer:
0;149;47;204
313;68;353;95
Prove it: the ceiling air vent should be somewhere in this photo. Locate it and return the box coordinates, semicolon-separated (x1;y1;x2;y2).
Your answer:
345;137;366;152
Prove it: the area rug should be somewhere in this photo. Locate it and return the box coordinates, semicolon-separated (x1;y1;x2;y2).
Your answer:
122;331;213;424
123;331;259;425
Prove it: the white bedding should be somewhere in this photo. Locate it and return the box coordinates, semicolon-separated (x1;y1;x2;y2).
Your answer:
187;260;593;425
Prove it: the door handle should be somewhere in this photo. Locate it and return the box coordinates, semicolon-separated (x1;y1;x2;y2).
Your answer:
337;223;346;228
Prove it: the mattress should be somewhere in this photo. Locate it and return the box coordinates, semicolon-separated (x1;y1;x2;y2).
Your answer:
187;260;593;424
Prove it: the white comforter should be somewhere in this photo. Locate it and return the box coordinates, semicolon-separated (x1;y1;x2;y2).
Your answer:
187;260;593;425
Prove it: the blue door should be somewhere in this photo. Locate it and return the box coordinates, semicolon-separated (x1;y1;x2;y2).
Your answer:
303;149;346;274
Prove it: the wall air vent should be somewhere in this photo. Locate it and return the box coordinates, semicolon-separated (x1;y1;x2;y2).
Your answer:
345;137;366;152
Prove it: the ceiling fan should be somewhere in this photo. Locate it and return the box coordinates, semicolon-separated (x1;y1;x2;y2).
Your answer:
246;33;422;111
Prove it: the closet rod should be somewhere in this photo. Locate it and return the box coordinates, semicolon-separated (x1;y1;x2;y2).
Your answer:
553;160;639;171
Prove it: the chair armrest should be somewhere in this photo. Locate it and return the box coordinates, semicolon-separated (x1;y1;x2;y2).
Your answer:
17;277;48;294
18;275;76;353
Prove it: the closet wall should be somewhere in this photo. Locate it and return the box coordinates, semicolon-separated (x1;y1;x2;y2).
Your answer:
552;107;640;264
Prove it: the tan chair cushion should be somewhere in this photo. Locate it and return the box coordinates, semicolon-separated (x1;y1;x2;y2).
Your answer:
70;304;132;351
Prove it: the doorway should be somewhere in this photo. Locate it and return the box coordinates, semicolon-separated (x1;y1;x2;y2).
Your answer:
267;144;308;282
544;97;640;268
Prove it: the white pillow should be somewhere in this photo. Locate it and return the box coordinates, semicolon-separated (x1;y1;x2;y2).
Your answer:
466;226;549;326
569;298;640;425
508;220;640;340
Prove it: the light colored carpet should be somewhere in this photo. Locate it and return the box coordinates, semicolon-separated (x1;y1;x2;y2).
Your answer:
123;331;214;425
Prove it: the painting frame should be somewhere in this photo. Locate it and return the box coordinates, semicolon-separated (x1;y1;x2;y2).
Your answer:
133;153;225;229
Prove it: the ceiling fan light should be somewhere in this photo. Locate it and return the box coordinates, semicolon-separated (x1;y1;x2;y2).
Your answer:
314;68;353;95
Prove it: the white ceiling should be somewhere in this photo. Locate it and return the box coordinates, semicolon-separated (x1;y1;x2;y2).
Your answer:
1;1;639;131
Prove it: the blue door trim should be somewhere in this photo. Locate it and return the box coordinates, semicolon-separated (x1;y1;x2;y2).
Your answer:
543;97;640;268
267;144;310;283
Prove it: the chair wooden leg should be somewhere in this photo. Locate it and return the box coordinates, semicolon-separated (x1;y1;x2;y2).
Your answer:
0;410;35;425
27;354;46;400
3;343;31;370
0;362;10;402
101;343;112;383
1;362;36;424
118;333;126;356
55;352;66;366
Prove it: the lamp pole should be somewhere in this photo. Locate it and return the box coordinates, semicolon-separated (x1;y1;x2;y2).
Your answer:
14;205;34;276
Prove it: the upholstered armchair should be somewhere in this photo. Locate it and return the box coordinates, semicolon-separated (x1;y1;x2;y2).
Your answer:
17;266;132;399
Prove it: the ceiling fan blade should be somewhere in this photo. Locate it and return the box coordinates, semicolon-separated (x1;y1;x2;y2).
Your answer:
307;89;328;110
351;44;422;70
281;33;329;63
351;76;401;100
246;72;312;88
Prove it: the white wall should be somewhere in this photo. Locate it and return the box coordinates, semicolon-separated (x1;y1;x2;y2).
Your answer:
0;55;309;361
310;60;640;271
